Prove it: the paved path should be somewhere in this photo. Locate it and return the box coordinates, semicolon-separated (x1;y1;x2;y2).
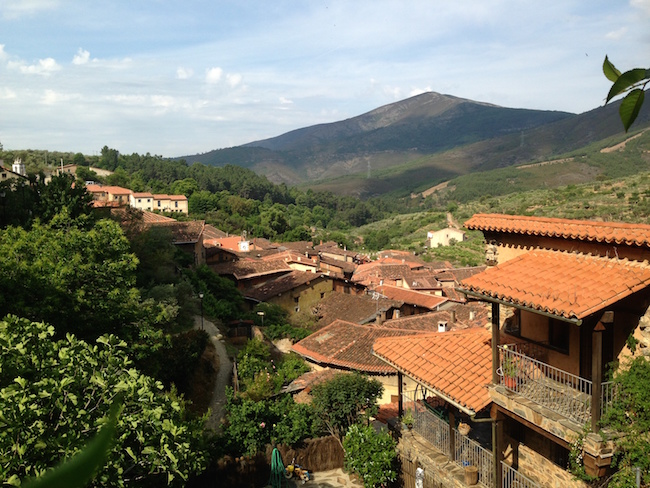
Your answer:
282;468;363;488
194;315;232;433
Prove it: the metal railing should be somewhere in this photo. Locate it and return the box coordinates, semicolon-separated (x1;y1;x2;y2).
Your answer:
498;344;619;423
454;428;494;487
402;390;450;456
499;344;597;424
501;462;540;488
402;389;494;487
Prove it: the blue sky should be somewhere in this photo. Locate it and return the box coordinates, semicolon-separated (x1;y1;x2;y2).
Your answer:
0;1;648;157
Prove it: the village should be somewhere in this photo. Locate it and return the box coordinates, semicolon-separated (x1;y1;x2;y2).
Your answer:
3;156;650;488
69;170;650;488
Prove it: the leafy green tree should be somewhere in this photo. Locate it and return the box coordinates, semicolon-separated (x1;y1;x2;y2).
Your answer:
222;390;321;456
34;173;94;226
0;316;208;487
600;357;650;488
603;56;650;132
311;373;383;442
0;218;142;339
73;152;88;166
343;424;397;488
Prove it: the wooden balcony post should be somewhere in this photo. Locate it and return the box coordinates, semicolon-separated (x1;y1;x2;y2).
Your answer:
398;371;403;418
591;321;605;431
449;410;456;462
492;302;500;384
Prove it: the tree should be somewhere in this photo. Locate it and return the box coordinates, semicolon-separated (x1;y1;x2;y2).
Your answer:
311;373;383;443
343;424;397;488
73;152;88;166
33;173;94;226
0;217;143;339
600;357;650;488
0;316;208;487
603;56;650;132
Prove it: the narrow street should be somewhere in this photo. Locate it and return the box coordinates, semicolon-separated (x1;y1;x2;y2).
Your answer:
194;315;232;433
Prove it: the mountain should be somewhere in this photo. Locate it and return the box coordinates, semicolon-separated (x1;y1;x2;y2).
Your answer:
180;91;650;197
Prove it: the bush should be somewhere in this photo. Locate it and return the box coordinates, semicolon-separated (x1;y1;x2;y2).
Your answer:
343;424;397;488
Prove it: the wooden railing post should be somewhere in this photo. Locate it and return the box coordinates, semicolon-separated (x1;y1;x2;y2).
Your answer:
492;302;500;385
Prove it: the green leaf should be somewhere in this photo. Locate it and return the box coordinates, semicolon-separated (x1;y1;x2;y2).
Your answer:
619;89;645;132
603;55;621;82
22;394;123;488
606;68;648;103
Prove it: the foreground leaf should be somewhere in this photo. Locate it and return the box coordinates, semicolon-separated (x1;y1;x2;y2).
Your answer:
603;55;621;82
619;89;645;132
22;395;123;488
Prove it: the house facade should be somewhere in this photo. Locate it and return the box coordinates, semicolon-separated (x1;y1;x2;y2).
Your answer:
428;227;466;247
458;213;650;487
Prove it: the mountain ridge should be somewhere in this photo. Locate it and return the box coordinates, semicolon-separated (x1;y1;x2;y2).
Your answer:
179;91;649;196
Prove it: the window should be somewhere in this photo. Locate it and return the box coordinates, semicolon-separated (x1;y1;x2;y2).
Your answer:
138;199;141;203
293;296;299;304
157;201;161;207
320;292;325;299
549;319;570;353
175;201;178;208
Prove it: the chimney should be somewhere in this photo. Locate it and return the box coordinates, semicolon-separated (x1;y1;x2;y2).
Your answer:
469;310;476;321
450;310;456;323
438;321;448;333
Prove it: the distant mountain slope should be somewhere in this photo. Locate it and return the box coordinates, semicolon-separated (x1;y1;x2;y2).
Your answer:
180;91;650;196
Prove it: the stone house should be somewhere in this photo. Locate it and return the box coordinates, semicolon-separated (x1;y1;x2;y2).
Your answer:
428;227;466;247
457;213;650;487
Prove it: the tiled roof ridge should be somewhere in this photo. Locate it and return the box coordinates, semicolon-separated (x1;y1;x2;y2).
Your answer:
459;248;650;320
465;213;650;247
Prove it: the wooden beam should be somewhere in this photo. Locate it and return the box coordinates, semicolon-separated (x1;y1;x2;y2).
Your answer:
492;302;500;384
494;404;571;450
398;371;403;418
591;321;605;431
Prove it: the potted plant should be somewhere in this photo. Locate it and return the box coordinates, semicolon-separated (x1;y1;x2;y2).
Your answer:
401;410;415;430
502;355;518;389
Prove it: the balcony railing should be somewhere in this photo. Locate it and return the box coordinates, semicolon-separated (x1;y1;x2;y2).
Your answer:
498;344;616;425
502;462;541;488
402;390;493;487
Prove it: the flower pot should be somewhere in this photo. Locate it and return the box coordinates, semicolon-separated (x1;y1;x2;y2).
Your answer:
504;375;517;389
464;465;479;486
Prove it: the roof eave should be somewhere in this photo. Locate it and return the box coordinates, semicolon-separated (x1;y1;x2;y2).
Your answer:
456;287;583;326
371;350;477;416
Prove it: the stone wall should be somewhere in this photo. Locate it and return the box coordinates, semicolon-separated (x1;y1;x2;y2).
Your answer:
518;444;587;488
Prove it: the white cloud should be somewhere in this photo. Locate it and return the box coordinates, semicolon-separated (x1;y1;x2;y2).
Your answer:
151;95;175;108
72;48;90;65
176;67;194;79
410;86;432;97
0;87;16;99
279;96;293;105
631;0;650;16
0;0;59;19
0;44;7;61
226;73;242;87
9;57;61;76
205;67;223;84
41;89;78;105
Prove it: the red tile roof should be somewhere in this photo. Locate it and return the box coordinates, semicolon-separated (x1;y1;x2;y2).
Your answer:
292;320;428;374
210;258;292;280
313;292;402;328
376;284;448;310
465;213;650;248
459;249;650;320
244;271;326;302
373;328;493;414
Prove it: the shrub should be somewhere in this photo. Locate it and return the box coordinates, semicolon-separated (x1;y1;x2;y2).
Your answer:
343;424;397;488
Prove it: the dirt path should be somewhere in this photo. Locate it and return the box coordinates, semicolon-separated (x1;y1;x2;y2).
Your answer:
194;315;232;433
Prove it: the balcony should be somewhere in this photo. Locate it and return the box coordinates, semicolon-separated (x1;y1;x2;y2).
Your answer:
497;344;616;425
402;389;495;488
